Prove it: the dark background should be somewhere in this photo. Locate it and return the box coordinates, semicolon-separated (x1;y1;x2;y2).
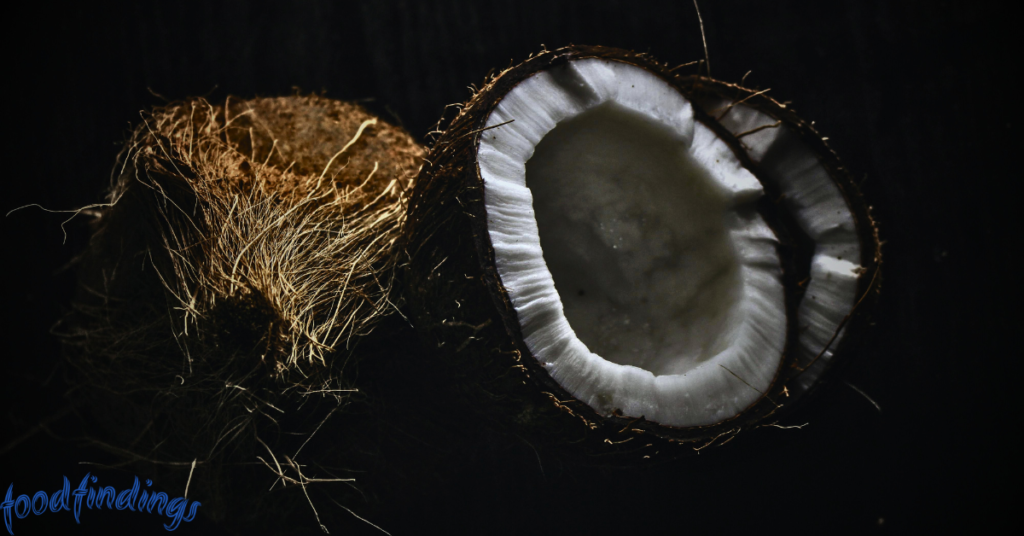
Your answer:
2;0;1016;534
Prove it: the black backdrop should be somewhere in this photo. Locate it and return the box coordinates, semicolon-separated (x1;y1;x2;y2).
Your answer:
3;1;1016;534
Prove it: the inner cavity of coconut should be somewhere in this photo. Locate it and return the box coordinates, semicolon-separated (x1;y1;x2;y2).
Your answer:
478;59;787;427
526;102;741;375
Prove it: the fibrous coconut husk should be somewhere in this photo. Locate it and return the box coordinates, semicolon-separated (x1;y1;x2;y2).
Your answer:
61;94;423;533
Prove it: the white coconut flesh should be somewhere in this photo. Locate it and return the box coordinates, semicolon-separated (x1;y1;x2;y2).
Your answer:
478;59;859;427
698;98;864;392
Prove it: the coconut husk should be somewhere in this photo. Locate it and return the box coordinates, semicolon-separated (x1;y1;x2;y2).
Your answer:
60;94;423;533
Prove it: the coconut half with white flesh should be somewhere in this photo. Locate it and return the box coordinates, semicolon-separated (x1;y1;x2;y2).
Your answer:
403;45;880;448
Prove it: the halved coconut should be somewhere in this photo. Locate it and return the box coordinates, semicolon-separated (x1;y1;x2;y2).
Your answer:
403;45;880;447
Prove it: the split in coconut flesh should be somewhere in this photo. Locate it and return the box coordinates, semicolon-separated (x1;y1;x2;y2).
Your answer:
478;59;862;428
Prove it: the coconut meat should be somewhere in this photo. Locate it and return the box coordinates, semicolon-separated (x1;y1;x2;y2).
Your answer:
697;99;864;392
478;59;787;427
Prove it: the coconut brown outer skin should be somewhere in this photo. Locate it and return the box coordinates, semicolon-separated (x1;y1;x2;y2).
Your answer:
226;95;421;206
402;45;881;453
75;95;422;372
65;95;425;531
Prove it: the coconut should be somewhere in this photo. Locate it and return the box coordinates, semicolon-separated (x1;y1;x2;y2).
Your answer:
61;94;423;530
401;45;881;453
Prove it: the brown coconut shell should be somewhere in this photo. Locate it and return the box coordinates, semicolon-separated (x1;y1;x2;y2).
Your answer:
400;45;881;456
